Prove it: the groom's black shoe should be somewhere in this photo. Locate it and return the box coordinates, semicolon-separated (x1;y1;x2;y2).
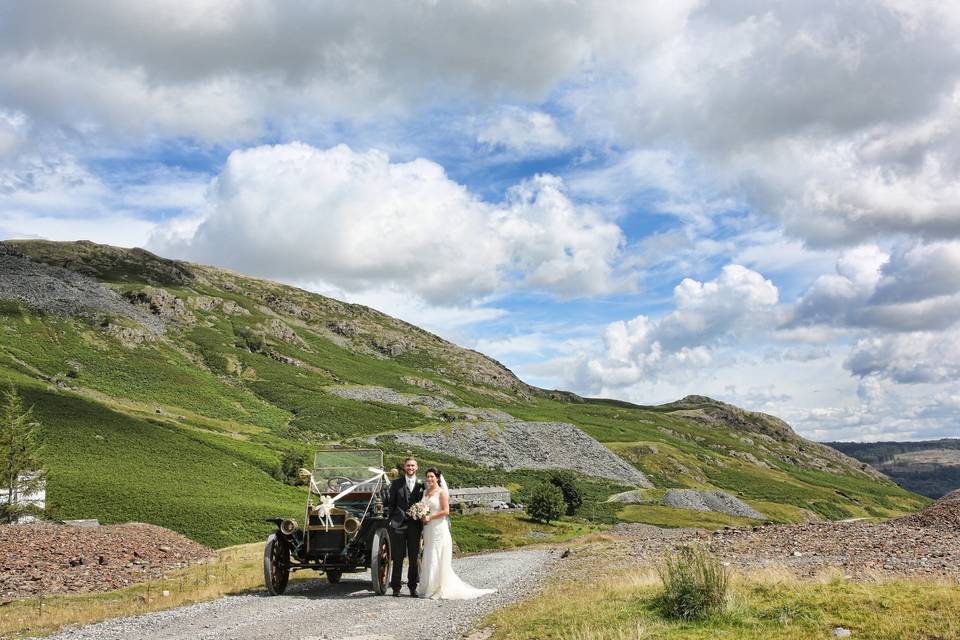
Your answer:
392;588;401;597
409;586;418;598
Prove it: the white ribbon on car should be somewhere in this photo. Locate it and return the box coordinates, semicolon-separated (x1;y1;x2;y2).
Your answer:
302;467;388;530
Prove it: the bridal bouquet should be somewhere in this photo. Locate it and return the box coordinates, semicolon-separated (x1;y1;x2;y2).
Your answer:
406;499;430;520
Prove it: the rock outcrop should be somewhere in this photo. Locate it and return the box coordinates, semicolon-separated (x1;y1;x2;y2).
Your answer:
397;421;653;487
659;489;766;519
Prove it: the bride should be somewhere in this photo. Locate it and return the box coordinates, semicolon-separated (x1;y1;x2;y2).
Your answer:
417;468;496;600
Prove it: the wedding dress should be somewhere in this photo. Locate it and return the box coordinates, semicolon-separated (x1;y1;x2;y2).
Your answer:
418;489;496;600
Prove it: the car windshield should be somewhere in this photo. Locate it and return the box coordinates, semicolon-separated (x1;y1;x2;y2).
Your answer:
312;449;385;494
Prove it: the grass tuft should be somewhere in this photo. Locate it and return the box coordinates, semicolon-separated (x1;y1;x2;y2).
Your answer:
655;546;730;620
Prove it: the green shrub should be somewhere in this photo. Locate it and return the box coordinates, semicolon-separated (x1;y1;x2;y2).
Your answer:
526;482;565;524
234;325;264;352
655;545;729;620
548;470;583;516
277;450;306;485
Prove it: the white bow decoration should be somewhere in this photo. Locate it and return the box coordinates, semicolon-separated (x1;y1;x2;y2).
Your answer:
302;467;389;530
316;495;335;529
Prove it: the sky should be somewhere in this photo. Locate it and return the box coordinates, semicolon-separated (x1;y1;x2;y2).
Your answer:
2;1;960;442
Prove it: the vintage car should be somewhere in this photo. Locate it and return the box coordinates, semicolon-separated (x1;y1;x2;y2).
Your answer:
263;448;396;595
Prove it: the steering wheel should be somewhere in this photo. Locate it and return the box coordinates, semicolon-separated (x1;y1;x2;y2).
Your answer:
326;476;355;492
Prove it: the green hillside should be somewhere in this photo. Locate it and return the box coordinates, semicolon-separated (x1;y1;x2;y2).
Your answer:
0;240;927;547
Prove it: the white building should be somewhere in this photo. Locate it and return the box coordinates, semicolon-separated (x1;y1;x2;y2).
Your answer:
0;472;46;523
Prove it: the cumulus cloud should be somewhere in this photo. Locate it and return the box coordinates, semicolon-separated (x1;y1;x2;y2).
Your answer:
575;265;779;392
788;242;960;332
151;142;628;303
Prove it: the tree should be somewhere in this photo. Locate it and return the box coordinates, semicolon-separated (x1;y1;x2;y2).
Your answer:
548;470;583;516
277;450;306;485
0;384;45;523
526;482;565;524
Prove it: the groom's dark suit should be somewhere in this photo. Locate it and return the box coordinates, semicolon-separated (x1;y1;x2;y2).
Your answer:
385;475;424;593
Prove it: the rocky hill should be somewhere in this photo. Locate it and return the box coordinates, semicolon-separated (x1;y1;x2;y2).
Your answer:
0;240;926;547
827;439;960;498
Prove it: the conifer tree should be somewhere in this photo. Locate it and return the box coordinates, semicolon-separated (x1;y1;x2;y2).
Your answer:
0;383;45;522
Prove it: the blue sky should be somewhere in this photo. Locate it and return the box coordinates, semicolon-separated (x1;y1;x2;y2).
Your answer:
2;1;960;442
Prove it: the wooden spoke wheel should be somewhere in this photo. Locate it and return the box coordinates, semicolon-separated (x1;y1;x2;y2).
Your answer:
370;527;392;595
263;533;290;596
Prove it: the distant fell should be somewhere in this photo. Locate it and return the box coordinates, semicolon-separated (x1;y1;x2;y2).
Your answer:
827;439;960;498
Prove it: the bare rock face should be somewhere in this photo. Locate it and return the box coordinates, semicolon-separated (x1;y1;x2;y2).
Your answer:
327;385;456;412
659;489;766;519
135;287;194;322
262;318;308;349
608;489;649;504
397;421;653;488
372;336;412;357
221;300;249;316
401;375;445;393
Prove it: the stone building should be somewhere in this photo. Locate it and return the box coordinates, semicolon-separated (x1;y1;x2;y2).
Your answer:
447;486;511;505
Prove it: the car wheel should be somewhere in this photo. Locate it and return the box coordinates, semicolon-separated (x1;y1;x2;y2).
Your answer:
326;569;343;584
263;533;290;596
369;527;391;595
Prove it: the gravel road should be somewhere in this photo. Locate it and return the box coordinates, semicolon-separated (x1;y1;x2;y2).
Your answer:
49;550;553;640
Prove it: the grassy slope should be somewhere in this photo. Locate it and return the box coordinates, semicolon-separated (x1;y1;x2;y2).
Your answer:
0;241;928;548
486;565;960;640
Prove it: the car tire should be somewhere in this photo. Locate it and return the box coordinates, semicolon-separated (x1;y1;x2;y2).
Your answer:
326;569;343;584
369;527;391;595
263;533;290;596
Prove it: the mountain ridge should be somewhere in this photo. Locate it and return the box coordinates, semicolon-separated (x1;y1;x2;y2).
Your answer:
0;239;926;546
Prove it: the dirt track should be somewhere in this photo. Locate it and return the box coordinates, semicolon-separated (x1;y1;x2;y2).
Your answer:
48;549;552;640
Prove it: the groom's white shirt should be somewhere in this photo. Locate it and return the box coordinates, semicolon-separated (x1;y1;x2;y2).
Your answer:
406;475;416;492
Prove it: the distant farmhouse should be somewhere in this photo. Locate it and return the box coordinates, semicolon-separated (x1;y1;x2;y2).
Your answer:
448;486;511;505
0;473;45;523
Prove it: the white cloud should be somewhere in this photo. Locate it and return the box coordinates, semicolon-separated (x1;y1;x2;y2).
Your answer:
0;110;28;159
151;142;628;304
0;153;208;248
559;1;960;245
477;108;571;153
575;265;779;392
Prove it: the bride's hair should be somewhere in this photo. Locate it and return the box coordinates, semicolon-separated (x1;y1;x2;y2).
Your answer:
425;467;442;479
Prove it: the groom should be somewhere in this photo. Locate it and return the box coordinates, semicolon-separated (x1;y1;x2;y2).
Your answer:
385;456;424;597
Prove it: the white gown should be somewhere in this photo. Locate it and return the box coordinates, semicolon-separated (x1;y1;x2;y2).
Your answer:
418;490;496;600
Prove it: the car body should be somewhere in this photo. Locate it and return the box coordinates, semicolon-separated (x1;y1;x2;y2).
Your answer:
263;448;395;595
